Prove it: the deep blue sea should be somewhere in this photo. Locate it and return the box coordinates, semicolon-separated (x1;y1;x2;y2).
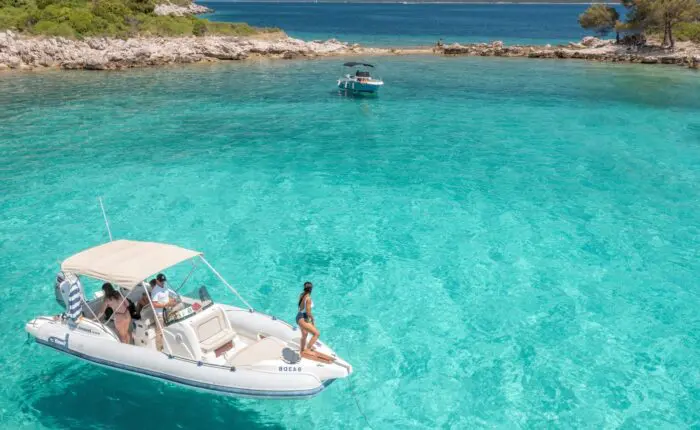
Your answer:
1;4;700;430
201;2;621;46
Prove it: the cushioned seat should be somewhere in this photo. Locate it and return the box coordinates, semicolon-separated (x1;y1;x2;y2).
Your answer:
192;307;236;354
200;329;236;353
230;337;285;367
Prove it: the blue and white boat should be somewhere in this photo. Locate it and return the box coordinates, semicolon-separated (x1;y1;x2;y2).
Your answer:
337;62;384;94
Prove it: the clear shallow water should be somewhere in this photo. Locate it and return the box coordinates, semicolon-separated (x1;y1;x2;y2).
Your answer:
1;56;700;429
201;2;620;46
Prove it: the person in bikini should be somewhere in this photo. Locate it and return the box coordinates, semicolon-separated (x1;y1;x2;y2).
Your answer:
97;283;132;344
295;282;333;363
296;282;319;353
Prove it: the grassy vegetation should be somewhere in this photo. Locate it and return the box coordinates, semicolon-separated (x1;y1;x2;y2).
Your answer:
0;0;277;38
673;21;700;42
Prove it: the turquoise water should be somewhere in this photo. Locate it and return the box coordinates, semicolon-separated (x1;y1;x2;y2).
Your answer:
1;56;700;428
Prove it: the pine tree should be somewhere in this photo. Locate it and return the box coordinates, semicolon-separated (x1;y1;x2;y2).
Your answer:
622;0;700;48
579;4;621;41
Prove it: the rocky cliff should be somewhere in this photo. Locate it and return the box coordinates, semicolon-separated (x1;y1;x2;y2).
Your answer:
153;2;212;16
0;31;364;70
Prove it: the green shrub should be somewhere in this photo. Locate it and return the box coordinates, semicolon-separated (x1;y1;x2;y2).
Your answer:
674;22;700;43
0;6;37;29
138;15;192;36
36;0;86;10
127;0;154;14
65;7;92;33
206;21;258;36
87;15;119;36
92;0;129;23
40;4;72;21
33;18;74;36
192;18;205;36
1;0;270;38
1;0;32;8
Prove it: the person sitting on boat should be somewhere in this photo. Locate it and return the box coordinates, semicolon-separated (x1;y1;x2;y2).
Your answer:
96;282;132;344
136;279;157;314
153;274;176;305
296;282;320;353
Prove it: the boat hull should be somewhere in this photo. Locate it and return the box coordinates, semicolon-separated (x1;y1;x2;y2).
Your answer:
337;79;382;94
26;308;351;399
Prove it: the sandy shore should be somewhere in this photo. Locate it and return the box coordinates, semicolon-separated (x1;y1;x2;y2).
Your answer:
1;31;698;71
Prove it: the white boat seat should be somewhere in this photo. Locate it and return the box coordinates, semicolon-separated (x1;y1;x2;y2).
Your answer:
230;337;285;367
191;306;236;354
200;329;235;353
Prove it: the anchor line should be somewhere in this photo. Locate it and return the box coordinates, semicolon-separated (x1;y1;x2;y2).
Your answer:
346;378;375;430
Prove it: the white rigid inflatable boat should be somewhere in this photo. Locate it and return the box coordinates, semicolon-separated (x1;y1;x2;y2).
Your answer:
25;239;352;399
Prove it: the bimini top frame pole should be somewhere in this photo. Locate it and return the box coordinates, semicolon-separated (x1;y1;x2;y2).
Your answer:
199;256;253;311
98;197;113;242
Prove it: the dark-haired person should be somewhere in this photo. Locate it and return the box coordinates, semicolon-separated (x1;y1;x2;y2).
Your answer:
97;282;132;344
136;279;157;314
296;282;320;353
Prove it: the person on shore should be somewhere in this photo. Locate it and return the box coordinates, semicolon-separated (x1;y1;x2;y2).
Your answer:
296;282;320;353
97;283;132;344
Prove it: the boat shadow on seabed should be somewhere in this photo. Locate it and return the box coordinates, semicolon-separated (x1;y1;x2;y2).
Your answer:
23;368;284;430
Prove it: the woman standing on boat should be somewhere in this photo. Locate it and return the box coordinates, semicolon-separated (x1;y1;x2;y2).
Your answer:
296;282;320;353
97;282;132;344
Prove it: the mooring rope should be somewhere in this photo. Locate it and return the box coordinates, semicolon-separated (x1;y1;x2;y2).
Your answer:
347;377;375;430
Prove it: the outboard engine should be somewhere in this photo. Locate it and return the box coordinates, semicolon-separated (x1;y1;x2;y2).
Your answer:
54;272;67;308
54;272;84;309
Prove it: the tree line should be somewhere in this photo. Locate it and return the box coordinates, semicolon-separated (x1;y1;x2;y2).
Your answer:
579;0;700;48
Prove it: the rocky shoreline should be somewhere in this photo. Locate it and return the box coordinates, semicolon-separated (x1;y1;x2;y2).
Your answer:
436;37;700;69
0;31;365;70
0;31;698;71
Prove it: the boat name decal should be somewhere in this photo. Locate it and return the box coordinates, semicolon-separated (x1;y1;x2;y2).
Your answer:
48;333;70;349
77;326;101;335
279;366;303;372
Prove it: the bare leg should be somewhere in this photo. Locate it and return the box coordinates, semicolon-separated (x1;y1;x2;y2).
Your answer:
155;316;164;351
298;320;319;351
307;329;320;351
299;328;307;352
116;317;131;344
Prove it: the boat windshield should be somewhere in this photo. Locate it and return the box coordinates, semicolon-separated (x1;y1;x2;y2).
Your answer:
355;70;370;77
164;286;214;326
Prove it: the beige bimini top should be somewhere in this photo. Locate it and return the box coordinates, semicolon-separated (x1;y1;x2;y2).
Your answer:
61;239;201;289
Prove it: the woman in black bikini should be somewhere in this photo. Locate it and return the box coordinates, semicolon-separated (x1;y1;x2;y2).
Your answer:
296;282;320;353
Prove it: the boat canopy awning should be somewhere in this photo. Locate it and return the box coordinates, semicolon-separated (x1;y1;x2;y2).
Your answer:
61;239;202;288
343;62;374;68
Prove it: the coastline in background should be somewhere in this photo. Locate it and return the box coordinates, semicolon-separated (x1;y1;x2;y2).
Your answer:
200;2;620;46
